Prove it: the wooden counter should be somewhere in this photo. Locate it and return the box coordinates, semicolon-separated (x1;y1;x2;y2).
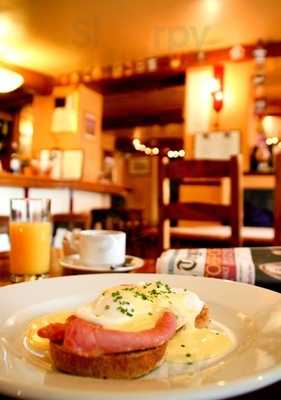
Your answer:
0;173;131;195
0;173;131;215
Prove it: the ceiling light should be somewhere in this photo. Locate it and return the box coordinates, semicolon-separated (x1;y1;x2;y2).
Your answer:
0;68;24;93
205;0;220;15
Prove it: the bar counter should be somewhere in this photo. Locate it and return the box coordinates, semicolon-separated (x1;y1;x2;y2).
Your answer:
0;172;131;194
0;172;131;215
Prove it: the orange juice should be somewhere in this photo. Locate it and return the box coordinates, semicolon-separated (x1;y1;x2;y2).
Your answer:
9;221;52;275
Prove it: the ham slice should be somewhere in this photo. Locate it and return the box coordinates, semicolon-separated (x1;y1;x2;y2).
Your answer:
38;312;177;357
38;322;66;342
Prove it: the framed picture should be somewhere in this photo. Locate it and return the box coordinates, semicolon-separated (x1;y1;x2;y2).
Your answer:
61;150;84;180
39;149;84;180
194;130;240;160
84;111;96;138
128;156;150;175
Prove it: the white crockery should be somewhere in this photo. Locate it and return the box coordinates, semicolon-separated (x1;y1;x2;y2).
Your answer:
79;230;126;266
60;254;144;272
0;274;281;400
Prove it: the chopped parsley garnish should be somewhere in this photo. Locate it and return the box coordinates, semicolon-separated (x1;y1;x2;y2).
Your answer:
110;281;174;318
105;305;110;310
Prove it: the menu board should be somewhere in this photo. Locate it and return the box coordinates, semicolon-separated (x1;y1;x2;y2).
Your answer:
194;131;240;160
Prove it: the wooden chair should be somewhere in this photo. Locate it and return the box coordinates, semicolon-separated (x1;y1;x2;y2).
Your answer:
0;216;9;234
274;152;281;244
52;213;91;232
158;155;243;251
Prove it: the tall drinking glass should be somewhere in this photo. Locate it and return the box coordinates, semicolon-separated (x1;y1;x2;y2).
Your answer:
9;198;52;283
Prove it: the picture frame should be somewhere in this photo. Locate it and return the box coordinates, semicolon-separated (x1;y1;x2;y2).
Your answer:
128;156;150;175
40;149;84;180
61;149;84;180
84;111;96;138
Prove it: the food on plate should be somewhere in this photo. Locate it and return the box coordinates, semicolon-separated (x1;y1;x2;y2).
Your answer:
27;281;233;379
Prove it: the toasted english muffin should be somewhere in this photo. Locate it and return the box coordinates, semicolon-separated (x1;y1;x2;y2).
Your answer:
47;304;209;379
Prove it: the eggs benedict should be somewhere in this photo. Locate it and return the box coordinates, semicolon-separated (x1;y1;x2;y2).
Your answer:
30;281;232;379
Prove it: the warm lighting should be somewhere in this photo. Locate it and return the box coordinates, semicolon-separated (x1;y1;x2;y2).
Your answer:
186;67;213;133
205;0;220;15
133;138;183;158
0;67;24;93
266;136;279;146
209;77;221;94
0;17;12;37
214;90;223;101
262;116;281;138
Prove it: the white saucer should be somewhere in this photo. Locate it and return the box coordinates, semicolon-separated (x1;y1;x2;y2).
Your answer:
60;254;144;272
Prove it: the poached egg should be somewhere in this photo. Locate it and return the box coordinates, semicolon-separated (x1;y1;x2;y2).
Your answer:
75;281;204;332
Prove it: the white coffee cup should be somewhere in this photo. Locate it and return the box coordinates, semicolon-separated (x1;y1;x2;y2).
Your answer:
79;230;126;267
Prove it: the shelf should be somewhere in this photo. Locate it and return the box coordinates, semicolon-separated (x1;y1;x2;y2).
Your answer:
0;173;131;195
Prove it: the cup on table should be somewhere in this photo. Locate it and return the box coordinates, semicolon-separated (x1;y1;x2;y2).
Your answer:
9;198;52;283
76;230;126;267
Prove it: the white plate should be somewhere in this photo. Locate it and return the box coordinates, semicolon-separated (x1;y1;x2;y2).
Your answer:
0;274;281;400
59;254;144;272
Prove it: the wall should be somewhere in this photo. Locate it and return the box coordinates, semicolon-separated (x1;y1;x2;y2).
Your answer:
122;154;158;225
184;61;254;171
32;84;103;182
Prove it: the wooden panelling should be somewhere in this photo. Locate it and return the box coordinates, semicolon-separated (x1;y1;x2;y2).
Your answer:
103;86;184;129
0;88;33;112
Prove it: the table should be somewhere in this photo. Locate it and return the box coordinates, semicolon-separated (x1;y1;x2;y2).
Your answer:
0;250;281;399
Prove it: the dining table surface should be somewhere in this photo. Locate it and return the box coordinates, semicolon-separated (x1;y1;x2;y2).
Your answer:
0;248;281;399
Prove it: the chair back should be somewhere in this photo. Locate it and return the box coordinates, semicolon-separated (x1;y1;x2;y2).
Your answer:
158;155;243;250
274;152;281;245
0;216;9;234
52;213;91;232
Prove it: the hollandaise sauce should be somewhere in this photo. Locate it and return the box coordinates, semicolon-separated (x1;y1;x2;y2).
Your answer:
166;323;234;365
23;311;72;363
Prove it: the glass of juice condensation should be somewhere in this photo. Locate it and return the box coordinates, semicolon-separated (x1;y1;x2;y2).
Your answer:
9;198;52;283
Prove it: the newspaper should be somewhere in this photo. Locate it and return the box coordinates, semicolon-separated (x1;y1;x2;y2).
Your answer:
156;247;281;289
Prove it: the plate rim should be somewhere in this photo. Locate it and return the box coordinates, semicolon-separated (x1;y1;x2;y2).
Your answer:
0;274;281;400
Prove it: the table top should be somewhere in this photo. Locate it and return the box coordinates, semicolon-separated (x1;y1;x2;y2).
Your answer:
0;250;281;400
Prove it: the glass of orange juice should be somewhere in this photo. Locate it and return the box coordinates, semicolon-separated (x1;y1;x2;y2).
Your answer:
9;198;52;283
